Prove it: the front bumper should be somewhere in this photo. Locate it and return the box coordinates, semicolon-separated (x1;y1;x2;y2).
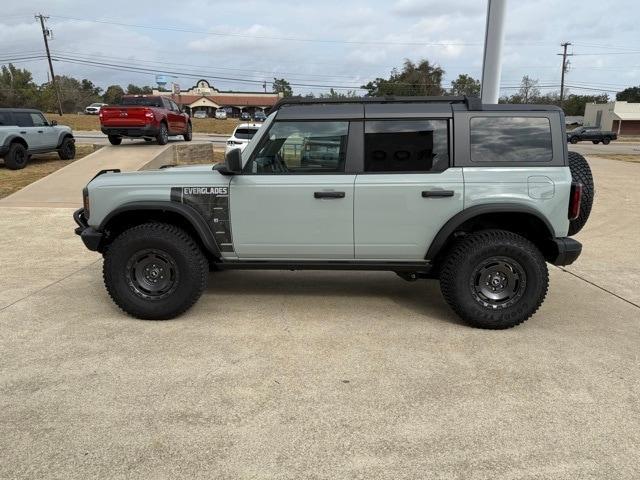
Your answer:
101;125;159;137
73;208;103;251
548;237;582;266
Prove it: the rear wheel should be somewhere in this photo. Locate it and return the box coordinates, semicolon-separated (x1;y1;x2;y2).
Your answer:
592;140;599;144
57;137;76;160
183;122;192;142
568;151;594;236
103;222;208;320
3;142;28;170
440;230;548;329
108;135;122;145
156;122;169;145
570;137;579;144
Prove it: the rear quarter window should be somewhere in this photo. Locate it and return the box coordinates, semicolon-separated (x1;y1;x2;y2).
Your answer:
470;116;553;163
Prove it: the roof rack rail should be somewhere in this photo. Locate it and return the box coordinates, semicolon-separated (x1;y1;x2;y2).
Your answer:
271;95;482;112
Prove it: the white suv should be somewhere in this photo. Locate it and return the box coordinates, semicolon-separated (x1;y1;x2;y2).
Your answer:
85;103;107;115
215;108;228;119
225;123;260;154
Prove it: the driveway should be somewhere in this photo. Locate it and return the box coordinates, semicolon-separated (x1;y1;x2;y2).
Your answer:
0;156;638;479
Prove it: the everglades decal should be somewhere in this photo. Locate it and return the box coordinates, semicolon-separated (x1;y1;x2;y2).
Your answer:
170;186;234;253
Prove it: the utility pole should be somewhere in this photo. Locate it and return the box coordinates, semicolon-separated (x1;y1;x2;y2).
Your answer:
35;13;63;116
263;81;267;93
558;42;572;110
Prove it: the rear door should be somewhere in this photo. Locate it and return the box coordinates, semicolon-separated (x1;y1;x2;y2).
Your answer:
230;119;355;259
354;114;464;260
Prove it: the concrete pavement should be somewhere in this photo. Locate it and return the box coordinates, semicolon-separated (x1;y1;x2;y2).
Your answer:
0;155;639;479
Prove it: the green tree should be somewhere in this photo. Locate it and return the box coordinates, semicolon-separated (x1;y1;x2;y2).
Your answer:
272;78;293;97
317;88;360;99
361;59;445;97
103;85;125;104
516;75;540;104
616;86;640;102
450;74;480;97
562;93;609;116
126;84;153;95
0;64;39;109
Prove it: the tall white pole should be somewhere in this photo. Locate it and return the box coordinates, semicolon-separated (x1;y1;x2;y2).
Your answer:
480;0;507;104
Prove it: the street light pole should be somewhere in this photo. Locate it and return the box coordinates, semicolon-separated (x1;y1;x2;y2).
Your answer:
480;0;507;104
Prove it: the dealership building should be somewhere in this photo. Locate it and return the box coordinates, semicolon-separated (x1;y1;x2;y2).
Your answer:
153;79;282;118
583;101;640;136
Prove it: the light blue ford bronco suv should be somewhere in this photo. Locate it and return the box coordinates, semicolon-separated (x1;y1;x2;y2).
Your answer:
74;97;593;329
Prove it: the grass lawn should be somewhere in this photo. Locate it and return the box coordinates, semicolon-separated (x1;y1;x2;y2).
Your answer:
0;144;97;199
45;113;242;135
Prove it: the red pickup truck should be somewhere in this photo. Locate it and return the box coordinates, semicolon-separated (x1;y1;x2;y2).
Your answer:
99;95;192;145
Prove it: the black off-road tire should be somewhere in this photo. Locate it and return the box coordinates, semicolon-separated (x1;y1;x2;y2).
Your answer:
103;222;208;320
108;135;122;145
57;137;76;160
183;122;193;142
156;122;169;145
4;142;28;170
568;151;594;236
569;136;579;144
439;230;548;329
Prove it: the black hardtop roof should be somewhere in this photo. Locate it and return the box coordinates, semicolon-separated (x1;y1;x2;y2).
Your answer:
0;107;44;113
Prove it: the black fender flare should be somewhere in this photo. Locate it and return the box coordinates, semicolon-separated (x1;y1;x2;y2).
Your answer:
426;203;556;260
3;134;28;149
98;201;221;257
56;132;74;148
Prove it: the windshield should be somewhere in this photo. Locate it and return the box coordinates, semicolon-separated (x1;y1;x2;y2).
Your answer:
89;103;103;107
121;97;163;107
234;128;259;140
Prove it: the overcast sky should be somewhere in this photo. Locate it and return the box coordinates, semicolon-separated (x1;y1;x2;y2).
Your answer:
1;0;639;98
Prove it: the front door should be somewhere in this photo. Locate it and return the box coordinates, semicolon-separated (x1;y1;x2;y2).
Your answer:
230;120;355;259
12;111;43;150
354;119;464;260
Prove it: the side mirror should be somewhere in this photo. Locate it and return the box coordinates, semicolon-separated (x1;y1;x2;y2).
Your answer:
50;120;57;126
220;148;242;175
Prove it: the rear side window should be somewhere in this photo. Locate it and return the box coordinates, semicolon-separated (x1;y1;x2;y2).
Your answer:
470;117;552;163
364;120;449;172
0;112;11;125
13;112;33;127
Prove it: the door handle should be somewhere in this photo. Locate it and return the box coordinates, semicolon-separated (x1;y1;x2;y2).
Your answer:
314;191;345;199
37;130;44;133
422;190;455;198
19;131;26;134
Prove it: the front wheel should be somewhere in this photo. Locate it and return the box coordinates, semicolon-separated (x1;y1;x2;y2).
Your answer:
183;122;192;142
103;222;208;320
602;138;610;145
570;137;579;144
58;137;76;160
439;230;548;329
108;135;122;145
592;140;599;144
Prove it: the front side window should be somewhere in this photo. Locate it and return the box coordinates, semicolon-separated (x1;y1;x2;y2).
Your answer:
364;120;449;172
245;121;349;174
30;113;47;127
470;116;553;163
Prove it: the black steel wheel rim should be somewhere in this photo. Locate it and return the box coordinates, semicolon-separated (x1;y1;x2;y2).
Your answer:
15;148;26;165
469;256;526;309
64;142;74;156
125;249;179;300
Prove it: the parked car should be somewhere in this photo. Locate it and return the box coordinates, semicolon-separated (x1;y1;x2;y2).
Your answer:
85;103;107;115
225;123;261;154
193;110;207;119
215;108;228;120
567;126;617;144
254;110;267;122
240;111;251;121
0;108;75;169
74;97;594;329
99;95;192;145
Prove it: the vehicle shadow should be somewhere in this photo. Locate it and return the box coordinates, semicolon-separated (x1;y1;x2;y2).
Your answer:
204;269;464;326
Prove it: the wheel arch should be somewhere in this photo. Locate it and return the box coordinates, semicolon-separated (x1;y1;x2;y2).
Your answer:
4;135;28;150
56;132;74;148
426;204;556;262
98;202;221;259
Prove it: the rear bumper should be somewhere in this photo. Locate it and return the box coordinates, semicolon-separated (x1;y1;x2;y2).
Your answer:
101;125;159;137
548;237;582;266
73;208;103;251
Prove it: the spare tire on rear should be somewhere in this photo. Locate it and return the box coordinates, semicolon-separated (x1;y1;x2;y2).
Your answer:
568;151;594;236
